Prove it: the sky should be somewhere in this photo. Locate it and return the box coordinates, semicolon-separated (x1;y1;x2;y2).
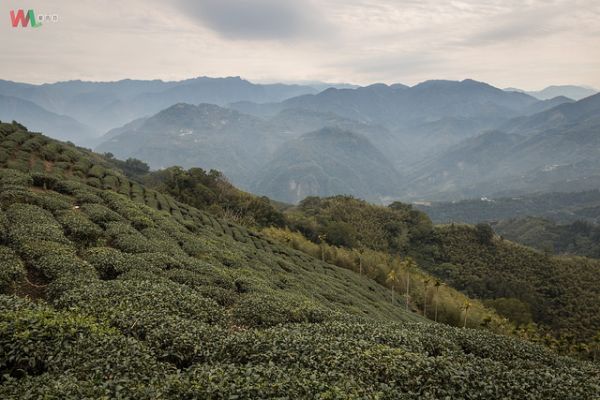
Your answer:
1;0;599;90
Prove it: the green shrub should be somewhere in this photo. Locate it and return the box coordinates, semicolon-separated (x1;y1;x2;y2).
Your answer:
86;177;102;188
26;191;72;212
0;211;7;244
31;173;60;190
54;279;225;327
0;149;9;164
131;253;183;270
54;209;103;246
87;164;105;179
106;223;156;254
81;203;124;226
0;299;174;398
232;292;330;327
0;169;32;187
73;189;104;205
101;174;119;190
16;240;76;262
0;247;25;294
30;253;96;281
81;247;133;279
6;203;69;245
100;191;154;229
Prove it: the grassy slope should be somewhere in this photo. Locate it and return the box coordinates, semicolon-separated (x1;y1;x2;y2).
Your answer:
0;122;598;398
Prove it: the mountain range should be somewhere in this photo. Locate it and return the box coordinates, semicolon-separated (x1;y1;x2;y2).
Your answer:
0;77;319;145
402;93;600;200
94;78;597;203
3;76;600;205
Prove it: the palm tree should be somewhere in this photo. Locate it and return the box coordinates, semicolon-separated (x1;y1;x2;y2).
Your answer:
434;280;443;322
422;278;431;318
386;268;399;304
462;300;472;328
317;234;327;262
355;245;365;275
403;257;417;311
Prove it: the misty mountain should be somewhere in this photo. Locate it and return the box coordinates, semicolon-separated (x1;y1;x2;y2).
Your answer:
230;79;549;167
402;93;600;200
0;77;318;134
281;79;537;127
506;85;598;101
522;96;575;115
95;102;401;201
96;103;289;186
267;108;400;159
0;94;97;145
251;127;401;204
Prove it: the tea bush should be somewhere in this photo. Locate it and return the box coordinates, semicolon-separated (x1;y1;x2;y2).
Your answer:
54;209;103;245
0;247;25;293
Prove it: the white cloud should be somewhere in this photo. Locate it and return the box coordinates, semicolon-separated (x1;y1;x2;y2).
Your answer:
0;0;598;90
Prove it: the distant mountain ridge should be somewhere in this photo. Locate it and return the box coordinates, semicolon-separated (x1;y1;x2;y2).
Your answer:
0;94;97;144
505;85;597;101
96;103;288;186
0;76;319;139
403;93;600;200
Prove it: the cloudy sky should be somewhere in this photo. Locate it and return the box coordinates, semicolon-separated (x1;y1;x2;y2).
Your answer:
1;0;599;89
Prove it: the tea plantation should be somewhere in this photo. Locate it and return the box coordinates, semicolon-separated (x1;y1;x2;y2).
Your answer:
0;122;598;398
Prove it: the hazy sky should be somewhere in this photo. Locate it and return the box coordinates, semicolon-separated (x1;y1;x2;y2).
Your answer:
1;0;599;89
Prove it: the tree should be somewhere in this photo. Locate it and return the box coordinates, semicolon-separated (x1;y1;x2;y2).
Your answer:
317;234;327;262
475;223;494;245
386;267;399;304
403;257;417;311
434;280;442;322
355;244;365;275
422;278;431;318
462;300;472;328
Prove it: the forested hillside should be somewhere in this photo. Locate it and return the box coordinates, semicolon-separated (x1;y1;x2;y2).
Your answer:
416;190;600;224
495;217;600;259
0;121;598;398
429;224;600;347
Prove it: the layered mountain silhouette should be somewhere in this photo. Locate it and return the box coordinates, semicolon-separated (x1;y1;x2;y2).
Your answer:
506;85;597;101
93;78;600;203
96;104;399;201
5;76;598;204
0;77;318;138
0;94;97;144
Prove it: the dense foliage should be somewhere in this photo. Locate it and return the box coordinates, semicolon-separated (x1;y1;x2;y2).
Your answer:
288;196;435;255
495;216;600;259
428;224;600;353
140;166;286;228
417;190;600;224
